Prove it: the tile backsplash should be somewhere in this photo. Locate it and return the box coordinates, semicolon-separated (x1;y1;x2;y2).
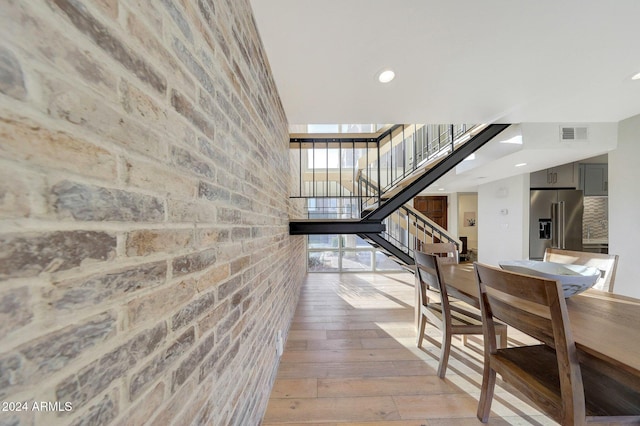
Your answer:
583;196;608;240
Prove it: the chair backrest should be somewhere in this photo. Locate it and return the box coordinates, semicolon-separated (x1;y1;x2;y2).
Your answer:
543;248;618;292
421;242;458;265
474;262;586;422
414;251;449;309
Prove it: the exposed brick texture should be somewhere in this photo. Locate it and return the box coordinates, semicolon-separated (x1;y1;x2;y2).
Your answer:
0;0;305;425
0;47;27;100
0;231;117;279
53;0;167;94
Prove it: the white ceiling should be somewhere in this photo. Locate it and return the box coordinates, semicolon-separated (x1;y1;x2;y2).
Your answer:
249;1;640;192
250;0;640;125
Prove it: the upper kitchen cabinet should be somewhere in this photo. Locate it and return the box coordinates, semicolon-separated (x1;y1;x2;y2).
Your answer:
579;163;608;196
530;162;577;188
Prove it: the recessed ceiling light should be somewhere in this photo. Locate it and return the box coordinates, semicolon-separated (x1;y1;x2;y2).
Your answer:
377;69;395;83
632;72;640;80
438;187;445;191
515;162;527;167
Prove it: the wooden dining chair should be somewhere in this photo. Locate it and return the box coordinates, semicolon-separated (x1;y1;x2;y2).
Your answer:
415;252;506;378
421;242;459;264
474;262;640;425
543;248;618;292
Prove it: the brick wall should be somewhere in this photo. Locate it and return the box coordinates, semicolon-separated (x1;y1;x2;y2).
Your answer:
0;0;305;425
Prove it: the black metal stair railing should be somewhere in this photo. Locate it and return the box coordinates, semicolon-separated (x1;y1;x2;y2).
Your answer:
383;205;462;256
357;124;478;211
357;171;459;239
376;124;472;195
349;164;461;267
355;198;462;267
356;169;379;215
364;124;509;221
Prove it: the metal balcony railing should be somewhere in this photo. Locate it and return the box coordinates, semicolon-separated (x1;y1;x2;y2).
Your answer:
358;124;484;211
289;123;483;206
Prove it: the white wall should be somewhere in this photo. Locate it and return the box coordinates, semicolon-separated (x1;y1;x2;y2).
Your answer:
448;193;459;242
478;174;530;266
609;114;640;298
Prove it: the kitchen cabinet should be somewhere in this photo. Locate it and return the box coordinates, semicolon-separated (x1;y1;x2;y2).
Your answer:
530;163;577;188
579;163;608;196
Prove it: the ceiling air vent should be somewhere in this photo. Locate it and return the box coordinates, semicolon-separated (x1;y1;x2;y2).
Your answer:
560;126;588;141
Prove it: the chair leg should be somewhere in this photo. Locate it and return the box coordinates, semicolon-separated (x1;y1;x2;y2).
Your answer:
414;275;420;332
417;314;427;348
436;328;452;379
477;362;497;423
497;327;508;349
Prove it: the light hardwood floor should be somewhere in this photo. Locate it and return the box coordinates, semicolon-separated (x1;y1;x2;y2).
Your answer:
262;272;558;426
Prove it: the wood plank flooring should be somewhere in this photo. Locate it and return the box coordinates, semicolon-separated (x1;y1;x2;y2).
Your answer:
262;272;558;426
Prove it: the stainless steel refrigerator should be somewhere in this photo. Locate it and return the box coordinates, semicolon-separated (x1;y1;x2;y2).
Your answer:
529;189;583;260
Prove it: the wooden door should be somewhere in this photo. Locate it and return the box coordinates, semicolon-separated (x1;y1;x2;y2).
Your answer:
414;196;448;229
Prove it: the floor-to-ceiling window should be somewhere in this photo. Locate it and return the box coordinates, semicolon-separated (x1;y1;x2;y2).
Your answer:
306;197;403;272
307;233;404;272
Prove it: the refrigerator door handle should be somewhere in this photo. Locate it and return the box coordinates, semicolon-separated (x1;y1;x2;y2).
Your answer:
551;202;559;248
560;201;566;249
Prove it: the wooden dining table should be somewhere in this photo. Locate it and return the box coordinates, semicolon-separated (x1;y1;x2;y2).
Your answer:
417;262;640;391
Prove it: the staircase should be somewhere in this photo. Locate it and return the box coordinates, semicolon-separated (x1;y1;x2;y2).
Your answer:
359;204;462;267
289;123;510;267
